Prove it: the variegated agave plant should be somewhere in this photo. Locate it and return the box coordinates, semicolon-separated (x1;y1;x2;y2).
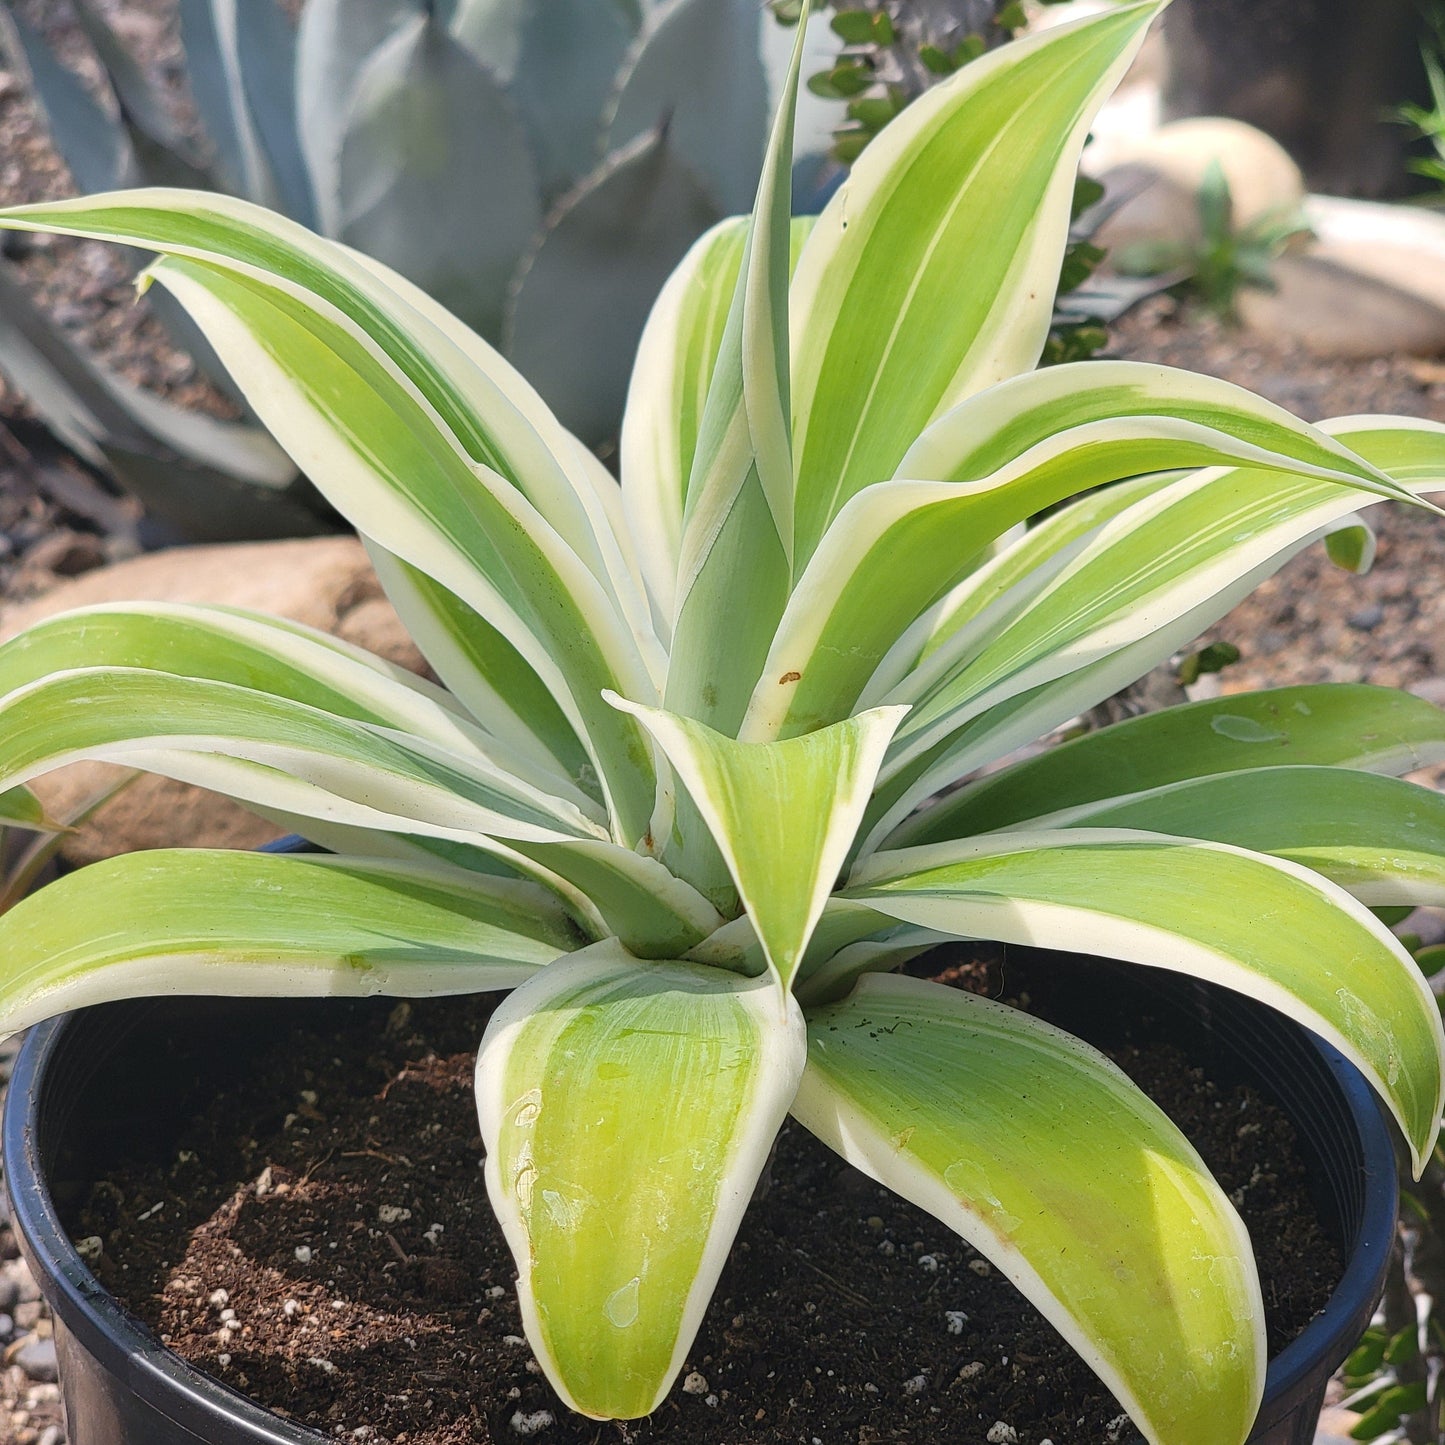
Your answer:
0;6;1443;1442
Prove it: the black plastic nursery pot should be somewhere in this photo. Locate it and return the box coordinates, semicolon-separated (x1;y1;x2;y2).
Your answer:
1;950;1399;1445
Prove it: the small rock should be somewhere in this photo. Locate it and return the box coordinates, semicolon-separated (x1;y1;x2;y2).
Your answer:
377;1205;412;1225
903;1374;928;1397
917;1254;939;1273
944;1310;968;1335
21;530;107;579
986;1423;1018;1444
1347;604;1384;631
682;1371;708;1395
958;1361;986;1381
37;1427;62;1445
877;1239;896;1257
1239;253;1445;360
1410;678;1445;708
294;1246;313;1265
74;1236;103;1263
13;1336;58;1383
510;1409;555;1436
968;1259;992;1276
0;1313;13;1343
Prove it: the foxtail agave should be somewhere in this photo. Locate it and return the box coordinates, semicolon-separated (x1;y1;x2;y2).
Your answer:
0;5;1442;1441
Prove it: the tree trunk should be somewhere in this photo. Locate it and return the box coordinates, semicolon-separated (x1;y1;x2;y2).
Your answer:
1162;0;1432;199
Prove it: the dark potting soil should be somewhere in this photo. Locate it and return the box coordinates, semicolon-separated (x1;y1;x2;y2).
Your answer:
68;970;1339;1445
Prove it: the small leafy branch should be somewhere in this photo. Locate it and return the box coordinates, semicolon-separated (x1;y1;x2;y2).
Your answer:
1111;160;1312;320
1398;2;1445;193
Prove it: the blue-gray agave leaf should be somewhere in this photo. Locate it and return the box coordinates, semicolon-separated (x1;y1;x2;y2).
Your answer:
505;127;720;446
487;0;640;201
337;11;541;339
0;8;133;193
295;0;418;234
178;0;277;205
234;0;317;228
607;0;769;217
69;0;193;164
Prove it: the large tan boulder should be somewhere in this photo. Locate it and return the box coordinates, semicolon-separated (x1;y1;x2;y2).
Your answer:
1;537;428;865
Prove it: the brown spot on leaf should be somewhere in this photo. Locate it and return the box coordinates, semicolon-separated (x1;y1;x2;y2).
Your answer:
779;671;802;685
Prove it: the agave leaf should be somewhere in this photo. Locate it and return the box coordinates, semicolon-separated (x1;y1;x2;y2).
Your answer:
0;259;121;467
234;0;316;228
794;972;1264;1445
0;260;320;541
104;374;298;490
621;215;815;627
476;945;804;1418
882;444;1445;787
0;601;590;795
854;495;1383;859
608;696;906;984
0;849;577;1039
507;837;722;959
1050;766;1445;908
495;0;639;201
847;830;1445;1171
862;471;1181;708
898;362;1412;503
142;253;655;833
744;367;1418;741
258;813;723;962
0;8;132;191
789;2;1161;566
0;785;59;833
0;191;629;582
338;12;540;340
0;666;607;849
506;129;720;448
663;9;805;736
339;245;661;672
759;4;841;194
295;0;417;234
69;0;207;183
0;199;669;837
178;0;277;205
896;684;1445;845
607;0;769;216
618;216;744;628
365;547;594;796
447;0;526;80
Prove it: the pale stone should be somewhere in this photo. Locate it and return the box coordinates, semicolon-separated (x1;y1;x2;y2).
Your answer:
1089;116;1305;230
1238;254;1445;360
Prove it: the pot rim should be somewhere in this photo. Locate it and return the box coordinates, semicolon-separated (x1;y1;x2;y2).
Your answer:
2;993;1399;1443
